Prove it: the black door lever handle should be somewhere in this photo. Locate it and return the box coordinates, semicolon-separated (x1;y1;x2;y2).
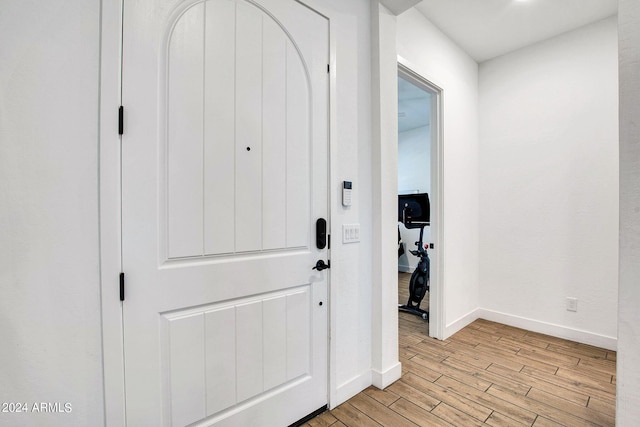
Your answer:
312;260;330;271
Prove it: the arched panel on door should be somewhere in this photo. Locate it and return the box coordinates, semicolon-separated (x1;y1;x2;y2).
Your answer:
164;0;312;260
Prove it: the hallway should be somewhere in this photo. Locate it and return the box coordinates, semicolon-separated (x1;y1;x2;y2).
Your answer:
303;274;616;426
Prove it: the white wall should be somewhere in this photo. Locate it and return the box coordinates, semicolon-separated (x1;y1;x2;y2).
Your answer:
396;9;480;336
478;17;619;349
617;0;640;422
398;125;431;194
398;125;431;272
0;1;104;426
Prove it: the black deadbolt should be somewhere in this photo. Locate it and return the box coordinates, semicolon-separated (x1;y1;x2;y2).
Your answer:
316;218;327;249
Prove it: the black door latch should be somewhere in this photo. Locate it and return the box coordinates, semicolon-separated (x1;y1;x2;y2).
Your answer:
312;260;330;271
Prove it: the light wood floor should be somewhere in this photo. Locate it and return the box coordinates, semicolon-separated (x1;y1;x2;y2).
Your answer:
303;273;616;427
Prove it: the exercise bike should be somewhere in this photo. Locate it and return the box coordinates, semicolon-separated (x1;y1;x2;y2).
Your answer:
398;193;430;321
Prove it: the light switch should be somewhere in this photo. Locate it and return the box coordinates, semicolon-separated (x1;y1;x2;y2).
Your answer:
342;224;360;243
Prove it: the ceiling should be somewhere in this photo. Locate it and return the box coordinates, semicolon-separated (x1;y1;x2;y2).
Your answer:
414;0;618;62
399;0;617;132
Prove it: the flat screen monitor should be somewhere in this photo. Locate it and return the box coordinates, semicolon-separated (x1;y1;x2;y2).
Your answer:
398;193;430;225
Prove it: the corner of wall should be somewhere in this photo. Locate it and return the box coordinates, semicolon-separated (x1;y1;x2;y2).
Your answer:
444;308;481;339
331;371;372;409
371;361;402;389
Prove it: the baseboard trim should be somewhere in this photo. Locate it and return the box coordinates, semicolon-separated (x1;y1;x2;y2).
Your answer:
372;361;402;390
398;265;413;273
477;308;617;351
332;371;372;408
444;308;480;339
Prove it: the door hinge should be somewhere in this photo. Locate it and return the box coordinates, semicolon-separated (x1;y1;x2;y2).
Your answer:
328;234;331;249
118;105;124;135
119;272;125;301
327;63;330;73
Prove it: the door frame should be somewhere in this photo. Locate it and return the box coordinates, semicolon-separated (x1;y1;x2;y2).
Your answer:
296;0;339;408
98;0;335;425
98;0;126;425
397;60;445;340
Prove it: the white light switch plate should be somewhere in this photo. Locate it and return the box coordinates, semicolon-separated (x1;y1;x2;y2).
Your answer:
342;224;360;243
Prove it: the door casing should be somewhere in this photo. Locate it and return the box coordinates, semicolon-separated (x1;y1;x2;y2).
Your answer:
398;59;445;340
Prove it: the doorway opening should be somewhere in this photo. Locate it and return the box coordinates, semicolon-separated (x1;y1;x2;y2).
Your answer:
397;63;443;339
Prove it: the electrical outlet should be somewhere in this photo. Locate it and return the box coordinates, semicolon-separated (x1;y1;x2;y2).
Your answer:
566;297;578;312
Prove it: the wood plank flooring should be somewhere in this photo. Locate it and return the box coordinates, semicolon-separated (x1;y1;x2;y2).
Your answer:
303;273;616;427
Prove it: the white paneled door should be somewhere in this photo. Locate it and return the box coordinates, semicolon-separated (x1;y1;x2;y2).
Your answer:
120;0;329;425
